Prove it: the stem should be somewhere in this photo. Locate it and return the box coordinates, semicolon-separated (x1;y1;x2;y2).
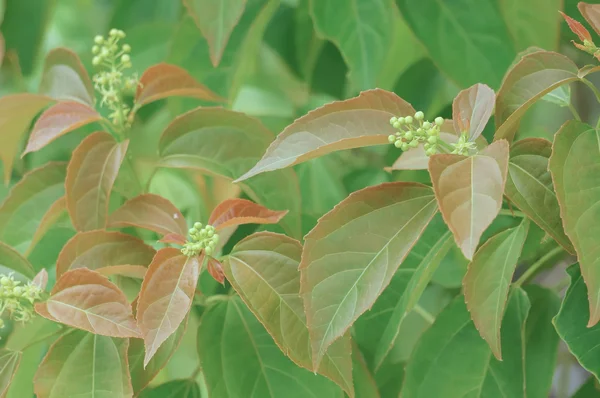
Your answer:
514;246;565;287
414;304;435;324
567;102;582;121
190;364;202;380
498;209;526;218
436;139;454;154
582;78;600;105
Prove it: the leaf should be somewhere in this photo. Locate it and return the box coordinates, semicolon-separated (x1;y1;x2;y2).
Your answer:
0;162;66;254
452;83;495;141
402;289;530;398
580;3;600;36
32;269;48;291
549;120;600;326
494;51;580;143
505;138;574;253
553;264;600;379
96;265;148;279
35;268;140;338
34;330;132;398
396;0;516;88
56;230;156;278
208;198;287;230
463;219;529;359
236;89;415;181
197;297;344;398
309;0;393;91
300;182;438;369
429;140;509;260
66;131;129;231
501;0;562;51
23;101;102;155
206;257;225;284
371;231;454;369
108;193;187;237
27;196;69;257
129;318;188;394
351;344;379;398
38;47;95;106
135;63;221;108
560;11;593;43
223;232;353;396
0;242;35;280
139;379;200;398
0;94;53;183
183;0;246;67
136;248;201;366
0;350;21;397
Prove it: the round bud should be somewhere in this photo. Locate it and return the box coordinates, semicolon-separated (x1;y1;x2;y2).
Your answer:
416;128;424;135
121;54;130;63
189;227;197;235
194;222;202;229
212;235;220;244
12;287;22;296
424;143;431;150
392;121;401;129
428;136;438;144
110;28;119;37
427;128;438;137
425;148;434;156
398;117;405;124
118;30;126;38
435;117;444;126
101;47;109;57
388;135;396;143
122;44;131;52
92;45;100;54
0;277;9;286
405;116;413;124
94;35;104;44
404;131;413;140
423;121;431;129
401;142;409;151
389;117;398;125
394;140;402;148
409;140;419;148
92;56;101;66
414;111;424;120
205;247;213;256
207;230;214;238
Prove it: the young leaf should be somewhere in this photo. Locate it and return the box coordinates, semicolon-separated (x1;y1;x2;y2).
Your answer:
0;242;35;280
136;248;201;366
463;219;529;360
38;47;95;106
578;3;600;36
22;101;102;155
0;162;66;254
553;264;600;379
135;63;221;108
206;257;224;284
505;138;574;253
56;230;156;277
139;379;200;398
371;232;454;369
96;265;147;279
549;121;600;326
0;94;53;183
223;232;353;396
35;268;140;338
32;269;49;291
429;140;509;260
208;198;287;230
235;89;415;181
34;330;132;398
560;11;593;42
300;182;438;369
0;349;21;397
402;289;530;398
310;0;393;91
66;131;129;231
183;0;246;67
197;297;344;398
452;83;495;141
108;193;187;237
495;51;580;142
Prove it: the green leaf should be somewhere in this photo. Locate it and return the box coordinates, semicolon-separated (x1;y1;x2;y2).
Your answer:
34;330;132;398
0;349;21;396
0;162;66;254
351;344;379;398
554;264;600;380
494;51;580;143
429;140;509;260
523;285;560;398
396;0;516;88
505;138;574;253
300;182;437;369
573;377;600;398
500;0;562;51
542;85;571;107
139;379;201;398
236;89;415;181
463;219;529;359
549;121;600;325
183;0;246;67
0;242;35;281
402;289;530;398
309;0;393;91
197;297;343;398
223;232;353;396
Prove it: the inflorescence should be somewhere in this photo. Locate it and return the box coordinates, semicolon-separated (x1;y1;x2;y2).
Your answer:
0;274;44;328
91;29;138;129
388;112;445;156
181;222;220;257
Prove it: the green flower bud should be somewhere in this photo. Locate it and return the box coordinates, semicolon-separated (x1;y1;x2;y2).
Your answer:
416;128;424;135
404;131;413;140
205;247;213;256
92;56;101;66
425;148;435;156
194;222;202;229
398;117;405;124
110;28;119;37
428;136;438;144
121;54;130;63
427;128;438;137
92;45;100;54
122;44;131;52
12;287;23;296
94;35;104;44
212;235;220;244
207;230;214;238
435;117;444;126
405;116;413;124
394;140;402;148
401;142;409;151
189;227;197;235
392;121;401;129
0;277;9;286
409;140;419;148
423;121;431;129
390;117;398;125
414;111;424;120
388;135;396;143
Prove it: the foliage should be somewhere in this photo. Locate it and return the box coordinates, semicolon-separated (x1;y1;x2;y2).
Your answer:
2;0;600;397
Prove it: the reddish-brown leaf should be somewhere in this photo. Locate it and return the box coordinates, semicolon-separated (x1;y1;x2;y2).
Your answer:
135;63;222;107
66;132;129;231
159;233;187;245
35;268;141;337
560;11;593;42
207;257;225;284
208;198;288;230
38;47;95;106
452;83;495;141
108;193;187;237
0;94;53;183
136;248;201;365
579;3;600;36
56;230;156;278
97;265;148;279
23;101;102;155
33;269;49;291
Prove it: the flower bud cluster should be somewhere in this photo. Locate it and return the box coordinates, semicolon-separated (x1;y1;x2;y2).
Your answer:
451;133;477;156
389;111;444;156
181;222;220;257
91;29;138;128
0;274;44;327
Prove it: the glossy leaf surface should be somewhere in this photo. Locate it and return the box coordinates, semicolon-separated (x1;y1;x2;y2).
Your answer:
208;198;287;230
0;242;35;280
452;83;495;141
38;47;95;105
